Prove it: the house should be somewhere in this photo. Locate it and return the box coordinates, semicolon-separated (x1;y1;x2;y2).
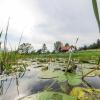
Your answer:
59;44;75;52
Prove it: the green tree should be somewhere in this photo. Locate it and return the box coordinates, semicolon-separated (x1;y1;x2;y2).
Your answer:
17;43;34;54
65;43;69;47
97;39;100;48
41;43;48;53
54;41;62;52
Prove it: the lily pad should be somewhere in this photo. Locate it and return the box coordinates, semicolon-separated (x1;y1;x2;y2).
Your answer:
20;91;77;100
70;87;100;100
68;78;82;86
39;71;67;82
65;73;82;86
40;71;82;85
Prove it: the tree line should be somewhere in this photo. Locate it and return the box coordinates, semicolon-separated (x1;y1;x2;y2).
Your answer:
17;41;72;54
17;39;100;54
79;39;100;50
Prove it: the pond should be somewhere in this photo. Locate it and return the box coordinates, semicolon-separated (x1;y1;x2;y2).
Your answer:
0;60;100;100
0;60;61;100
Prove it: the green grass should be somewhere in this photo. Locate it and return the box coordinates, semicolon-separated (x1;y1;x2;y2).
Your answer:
1;49;99;75
16;49;100;61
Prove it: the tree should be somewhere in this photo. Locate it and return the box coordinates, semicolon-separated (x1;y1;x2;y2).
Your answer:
17;43;34;54
97;39;100;48
37;43;49;54
65;43;69;47
41;43;48;53
54;41;62;52
79;39;100;50
37;49;42;54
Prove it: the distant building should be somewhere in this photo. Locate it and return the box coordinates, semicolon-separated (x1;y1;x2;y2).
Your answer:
59;44;75;52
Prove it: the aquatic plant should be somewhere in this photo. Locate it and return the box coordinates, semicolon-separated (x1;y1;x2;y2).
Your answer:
92;0;100;33
0;19;26;75
21;91;77;100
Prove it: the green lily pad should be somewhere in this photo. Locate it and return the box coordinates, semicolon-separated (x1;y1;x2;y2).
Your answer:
65;73;82;86
39;71;67;82
20;91;77;100
68;78;82;86
40;71;82;85
38;71;82;86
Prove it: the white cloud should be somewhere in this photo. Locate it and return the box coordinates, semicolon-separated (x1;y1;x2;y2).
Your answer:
0;0;99;51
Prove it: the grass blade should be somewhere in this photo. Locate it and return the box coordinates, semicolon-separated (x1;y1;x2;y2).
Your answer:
92;0;100;33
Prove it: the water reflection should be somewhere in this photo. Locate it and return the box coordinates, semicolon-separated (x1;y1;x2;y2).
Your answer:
0;61;100;100
84;76;100;89
0;61;54;100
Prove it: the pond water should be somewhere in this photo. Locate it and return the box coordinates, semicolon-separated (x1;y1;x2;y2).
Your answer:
0;61;61;100
84;76;100;88
0;60;100;100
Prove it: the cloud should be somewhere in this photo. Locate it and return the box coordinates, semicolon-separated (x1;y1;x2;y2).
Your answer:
0;0;100;51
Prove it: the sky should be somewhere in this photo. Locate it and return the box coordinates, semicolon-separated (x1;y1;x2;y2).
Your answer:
0;0;100;51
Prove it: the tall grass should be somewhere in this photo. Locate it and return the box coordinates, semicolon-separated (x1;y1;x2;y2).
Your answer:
0;18;16;74
92;0;100;33
0;18;24;75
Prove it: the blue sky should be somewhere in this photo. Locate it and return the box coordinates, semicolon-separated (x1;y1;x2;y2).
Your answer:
0;0;100;50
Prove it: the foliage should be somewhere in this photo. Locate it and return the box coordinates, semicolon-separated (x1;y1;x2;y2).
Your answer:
70;87;100;100
36;43;49;54
65;73;82;86
17;43;34;54
92;0;100;33
65;43;69;47
21;91;76;100
0;20;26;75
0;51;27;75
40;71;82;86
40;71;67;82
41;43;48;53
54;41;62;52
37;49;42;54
79;39;100;50
17;50;100;63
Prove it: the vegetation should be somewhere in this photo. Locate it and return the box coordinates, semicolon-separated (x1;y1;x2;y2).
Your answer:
79;39;100;50
54;41;62;52
36;43;49;54
20;1;100;100
17;43;34;54
0;20;26;75
92;0;100;33
15;50;100;61
0;0;100;100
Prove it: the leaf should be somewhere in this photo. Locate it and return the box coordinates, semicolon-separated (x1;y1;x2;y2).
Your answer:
70;87;100;100
40;71;82;85
92;0;100;32
39;71;67;82
65;73;82;86
20;91;77;100
68;78;82;86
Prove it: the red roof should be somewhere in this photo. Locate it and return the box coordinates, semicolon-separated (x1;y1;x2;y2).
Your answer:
60;46;70;52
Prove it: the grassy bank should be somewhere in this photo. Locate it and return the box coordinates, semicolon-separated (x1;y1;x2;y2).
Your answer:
16;49;100;61
1;49;99;74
